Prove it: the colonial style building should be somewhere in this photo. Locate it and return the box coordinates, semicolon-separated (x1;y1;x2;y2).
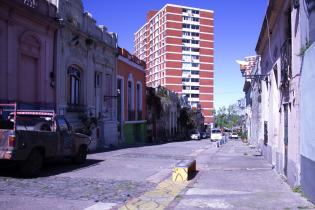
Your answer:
146;86;180;142
295;0;315;203
49;0;118;149
117;47;147;144
240;0;315;203
0;0;58;108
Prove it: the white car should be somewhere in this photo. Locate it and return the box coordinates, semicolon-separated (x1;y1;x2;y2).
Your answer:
211;129;223;142
229;132;239;139
190;131;201;140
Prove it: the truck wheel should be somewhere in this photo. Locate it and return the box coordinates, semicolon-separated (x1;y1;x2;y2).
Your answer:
72;146;87;164
20;150;43;177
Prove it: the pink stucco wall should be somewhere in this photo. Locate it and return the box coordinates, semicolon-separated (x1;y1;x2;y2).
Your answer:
0;0;57;106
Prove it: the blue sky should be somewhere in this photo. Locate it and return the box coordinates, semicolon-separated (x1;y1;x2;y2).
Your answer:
82;0;268;109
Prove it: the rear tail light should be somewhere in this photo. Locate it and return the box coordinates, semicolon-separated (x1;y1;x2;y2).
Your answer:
8;135;16;147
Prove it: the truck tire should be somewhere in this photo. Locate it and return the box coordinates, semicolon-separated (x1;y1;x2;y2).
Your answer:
72;146;87;164
20;149;43;177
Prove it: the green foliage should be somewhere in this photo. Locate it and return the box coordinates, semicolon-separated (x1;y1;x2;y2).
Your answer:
179;107;196;130
214;105;244;129
77;114;98;136
293;186;302;194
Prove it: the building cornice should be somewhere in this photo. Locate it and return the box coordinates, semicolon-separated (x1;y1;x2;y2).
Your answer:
118;55;145;72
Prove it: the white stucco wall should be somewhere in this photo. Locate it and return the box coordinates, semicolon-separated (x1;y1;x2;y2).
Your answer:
53;0;118;147
300;43;315;163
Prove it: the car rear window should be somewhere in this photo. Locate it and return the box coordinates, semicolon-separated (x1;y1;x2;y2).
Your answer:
15;115;53;131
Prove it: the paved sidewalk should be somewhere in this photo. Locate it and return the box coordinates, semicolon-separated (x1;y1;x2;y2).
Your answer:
170;140;314;210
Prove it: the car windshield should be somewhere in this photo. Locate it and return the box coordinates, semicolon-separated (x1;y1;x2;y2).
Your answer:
212;130;221;134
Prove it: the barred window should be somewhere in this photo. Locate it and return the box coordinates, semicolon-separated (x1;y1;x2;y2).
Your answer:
68;66;81;105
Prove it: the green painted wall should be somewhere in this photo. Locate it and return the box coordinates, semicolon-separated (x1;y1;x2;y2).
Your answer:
123;122;147;144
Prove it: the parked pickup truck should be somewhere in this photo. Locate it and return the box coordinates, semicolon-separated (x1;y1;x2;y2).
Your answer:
0;103;91;177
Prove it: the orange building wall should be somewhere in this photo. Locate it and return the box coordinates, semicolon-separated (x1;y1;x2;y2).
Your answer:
118;59;146;121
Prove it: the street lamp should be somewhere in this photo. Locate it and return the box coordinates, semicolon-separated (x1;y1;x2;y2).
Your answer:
236;59;268;82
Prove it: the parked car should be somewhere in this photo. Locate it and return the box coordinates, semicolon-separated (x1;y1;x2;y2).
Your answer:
229;132;239;139
190;130;201;140
200;132;207;139
210;129;223;142
0;103;91;177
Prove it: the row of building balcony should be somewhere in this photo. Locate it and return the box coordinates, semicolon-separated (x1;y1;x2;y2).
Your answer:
182;12;200;18
182;42;199;48
182;19;200;26
182;81;200;86
182;28;200;33
182;35;200;40
182;58;200;63
182;73;200;78
182;89;199;94
182;49;200;55
182;64;199;70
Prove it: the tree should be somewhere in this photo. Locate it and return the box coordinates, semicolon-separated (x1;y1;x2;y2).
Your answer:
179;107;196;130
214;104;243;129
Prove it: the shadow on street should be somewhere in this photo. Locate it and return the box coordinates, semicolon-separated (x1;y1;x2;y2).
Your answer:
90;139;194;154
0;159;103;178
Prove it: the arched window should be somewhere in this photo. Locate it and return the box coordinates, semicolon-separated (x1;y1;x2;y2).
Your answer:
68;66;81;105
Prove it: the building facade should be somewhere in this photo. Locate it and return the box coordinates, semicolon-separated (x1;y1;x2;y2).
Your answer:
49;0;118;149
295;0;315;203
134;4;214;124
256;0;299;188
146;86;180;142
0;0;58;108
240;0;315;203
117;47;147;144
240;55;262;147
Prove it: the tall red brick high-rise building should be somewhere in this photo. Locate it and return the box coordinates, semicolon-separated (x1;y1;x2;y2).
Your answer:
134;4;214;124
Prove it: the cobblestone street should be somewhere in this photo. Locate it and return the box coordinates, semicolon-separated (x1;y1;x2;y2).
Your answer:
0;176;154;204
0;139;313;210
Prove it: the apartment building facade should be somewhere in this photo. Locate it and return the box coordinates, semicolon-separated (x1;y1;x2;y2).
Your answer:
134;4;214;124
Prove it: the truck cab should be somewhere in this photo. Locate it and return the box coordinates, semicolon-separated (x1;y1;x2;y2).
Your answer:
0;103;90;177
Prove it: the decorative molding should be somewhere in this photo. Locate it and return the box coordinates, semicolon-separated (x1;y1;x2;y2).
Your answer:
24;0;38;9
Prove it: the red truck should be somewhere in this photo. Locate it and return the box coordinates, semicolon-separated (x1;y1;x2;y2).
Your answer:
0;103;90;177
